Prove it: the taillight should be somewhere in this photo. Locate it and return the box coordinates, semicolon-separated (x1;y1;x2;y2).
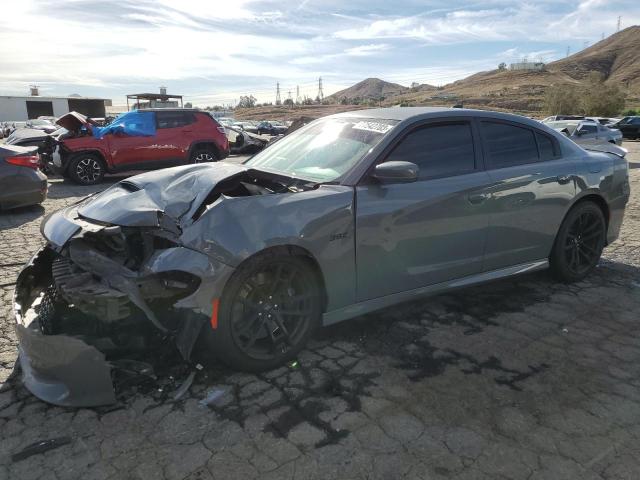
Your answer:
6;154;40;169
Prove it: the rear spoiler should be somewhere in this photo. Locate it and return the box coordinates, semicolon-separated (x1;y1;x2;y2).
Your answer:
583;144;627;159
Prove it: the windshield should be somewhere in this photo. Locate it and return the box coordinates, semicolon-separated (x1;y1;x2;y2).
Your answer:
547;121;579;134
245;117;398;183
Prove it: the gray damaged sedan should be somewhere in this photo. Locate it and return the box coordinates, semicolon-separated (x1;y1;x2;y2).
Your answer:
14;108;630;406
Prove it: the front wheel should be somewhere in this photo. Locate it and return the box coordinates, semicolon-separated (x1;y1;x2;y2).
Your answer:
199;254;323;371
550;201;606;282
67;154;105;185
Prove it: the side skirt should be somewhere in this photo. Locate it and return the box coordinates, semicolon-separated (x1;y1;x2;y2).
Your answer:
322;259;549;326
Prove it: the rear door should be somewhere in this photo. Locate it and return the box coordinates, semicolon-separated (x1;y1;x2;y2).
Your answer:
479;120;576;271
355;119;493;301
154;111;196;164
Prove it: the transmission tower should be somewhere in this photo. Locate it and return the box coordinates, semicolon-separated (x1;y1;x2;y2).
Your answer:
566;46;571;58
296;85;300;104
617;16;621;32
601;32;605;40
275;82;281;105
317;77;324;102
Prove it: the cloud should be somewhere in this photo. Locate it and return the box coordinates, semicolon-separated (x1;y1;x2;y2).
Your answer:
1;0;638;105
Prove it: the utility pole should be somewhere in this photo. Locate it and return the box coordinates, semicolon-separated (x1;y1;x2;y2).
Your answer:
317;77;324;102
617;16;621;32
566;46;571;58
296;85;300;104
601;32;605;41
275;82;281;105
287;90;292;107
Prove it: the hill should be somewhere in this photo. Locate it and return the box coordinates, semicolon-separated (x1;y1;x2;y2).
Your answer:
331;26;640;113
549;25;640;92
327;78;414;102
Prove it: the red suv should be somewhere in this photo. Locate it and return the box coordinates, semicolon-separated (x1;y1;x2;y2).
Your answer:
49;109;229;185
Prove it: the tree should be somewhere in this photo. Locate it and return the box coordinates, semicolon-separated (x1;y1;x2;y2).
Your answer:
623;109;638;116
283;98;294;106
580;72;626;116
184;102;193;108
544;84;582;115
498;62;507;71
237;95;257;108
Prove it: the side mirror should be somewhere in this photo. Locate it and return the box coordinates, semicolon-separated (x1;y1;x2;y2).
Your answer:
372;161;419;183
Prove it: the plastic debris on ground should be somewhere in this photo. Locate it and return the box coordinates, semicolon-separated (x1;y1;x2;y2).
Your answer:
199;387;227;407
12;437;72;462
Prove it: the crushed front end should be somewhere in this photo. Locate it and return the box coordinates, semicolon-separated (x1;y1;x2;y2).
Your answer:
14;203;234;407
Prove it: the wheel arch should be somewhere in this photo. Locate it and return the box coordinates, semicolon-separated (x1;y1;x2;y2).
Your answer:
553;192;611;253
230;245;329;313
570;192;610;230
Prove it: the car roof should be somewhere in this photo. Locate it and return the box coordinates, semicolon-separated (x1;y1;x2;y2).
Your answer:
329;107;549;130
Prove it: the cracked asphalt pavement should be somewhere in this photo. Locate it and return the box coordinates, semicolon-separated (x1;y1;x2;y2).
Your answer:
1;146;640;480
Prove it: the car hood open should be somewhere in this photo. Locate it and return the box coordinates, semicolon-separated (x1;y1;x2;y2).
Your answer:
55;111;91;133
77;162;252;230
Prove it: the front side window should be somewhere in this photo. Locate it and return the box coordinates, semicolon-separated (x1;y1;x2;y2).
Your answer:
387;122;475;179
245;117;398;183
481;121;538;168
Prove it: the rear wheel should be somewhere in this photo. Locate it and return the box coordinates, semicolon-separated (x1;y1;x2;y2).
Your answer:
550;201;606;282
68;153;105;185
200;254;322;371
190;148;218;163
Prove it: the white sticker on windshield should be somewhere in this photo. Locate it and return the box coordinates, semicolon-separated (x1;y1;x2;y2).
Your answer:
352;121;394;134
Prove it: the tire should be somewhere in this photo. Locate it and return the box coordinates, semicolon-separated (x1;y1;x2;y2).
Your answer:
550;201;606;282
68;153;105;185
199;253;323;372
190;148;218;163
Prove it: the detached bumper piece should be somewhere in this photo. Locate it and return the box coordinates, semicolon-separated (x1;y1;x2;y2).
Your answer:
14;249;116;406
13;234;224;407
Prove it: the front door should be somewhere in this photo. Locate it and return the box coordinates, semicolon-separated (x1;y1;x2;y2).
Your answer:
478;120;577;271
355;120;492;301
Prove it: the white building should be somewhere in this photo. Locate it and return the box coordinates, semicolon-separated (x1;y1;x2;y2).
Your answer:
509;62;545;72
0;91;111;121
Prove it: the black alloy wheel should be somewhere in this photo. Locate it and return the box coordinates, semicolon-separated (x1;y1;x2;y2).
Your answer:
200;254;322;371
551;201;606;282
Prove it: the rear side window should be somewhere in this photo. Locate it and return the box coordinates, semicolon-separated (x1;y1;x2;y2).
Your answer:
388;122;475;179
535;132;558;161
156;112;194;129
481;121;538;168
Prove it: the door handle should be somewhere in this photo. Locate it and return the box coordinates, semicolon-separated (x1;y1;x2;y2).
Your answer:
556;175;572;185
468;193;489;205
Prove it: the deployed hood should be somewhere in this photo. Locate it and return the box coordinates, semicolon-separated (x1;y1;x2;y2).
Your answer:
56;111;90;133
77;163;251;230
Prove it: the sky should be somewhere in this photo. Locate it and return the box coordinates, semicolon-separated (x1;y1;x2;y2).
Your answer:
1;0;639;107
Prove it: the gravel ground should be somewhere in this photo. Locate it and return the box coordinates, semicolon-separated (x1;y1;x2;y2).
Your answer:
1;145;639;480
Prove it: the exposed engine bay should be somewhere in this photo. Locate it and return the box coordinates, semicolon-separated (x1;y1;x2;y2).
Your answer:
13;163;319;406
